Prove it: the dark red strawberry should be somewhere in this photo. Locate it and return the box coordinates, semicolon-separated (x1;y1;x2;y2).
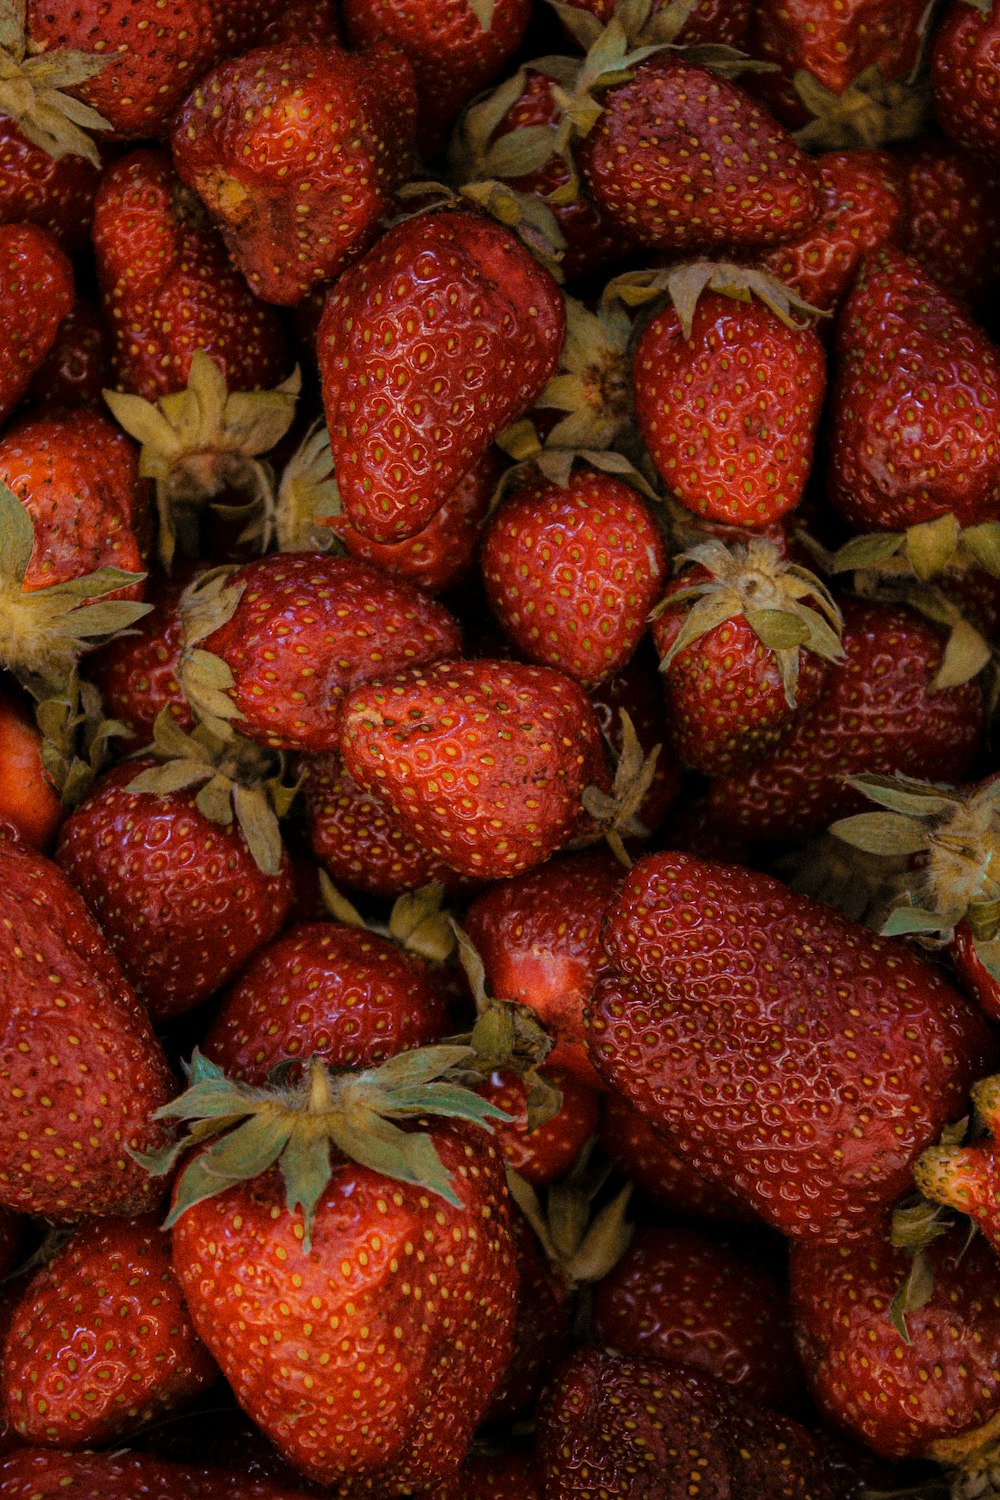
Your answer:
85;566;200;743
0;224;72;425
589;849;994;1242
414;1449;543;1498
0;1447;318;1498
932;0;1000;157
481;1067;600;1185
484;1208;573;1424
558;0;752;48
900;136;1000;313
318;208;565;544
27;297;114;410
588;643;682;842
0;117;100;257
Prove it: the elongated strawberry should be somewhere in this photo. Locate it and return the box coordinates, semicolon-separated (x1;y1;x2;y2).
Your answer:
0;224;72;425
318;208;565;544
932;0;1000;157
590;850;994;1241
171;42;417;307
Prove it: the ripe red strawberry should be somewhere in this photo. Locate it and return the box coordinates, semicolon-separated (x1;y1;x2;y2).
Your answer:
590;849;994;1242
0;685;63;851
0;1447;319;1498
463;849;624;1087
340;658;603;880
85;566;200;743
829;248;1000;531
792;1221;1000;1469
707;598;985;840
27;297;114;410
180;553;462;754
2;1214;218;1449
201;920;450;1079
0;838;175;1220
55;758;294;1021
414;1449;543;1498
92;149;288;401
592;1225;804;1412
915;1075;1000;1256
484;1208;573;1424
480;468;668;690
633;288;826;529
318;208;565;544
0;118;100;257
899;137;1000;314
932;0;1000;157
171;42;416;308
576;57;820;252
0;224;72;425
341;0;532;158
481;1067;600;1185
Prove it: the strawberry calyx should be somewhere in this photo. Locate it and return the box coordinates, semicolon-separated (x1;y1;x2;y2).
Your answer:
0;0;112;168
653;536;844;707
550;0;774;81
318;870;457;967
606;259;826;340
0;481;151;698
264;419;343;554
792;64;931;151
104;352;302;570
831;773;1000;977
888;1185;964;1345
125;707;298;877
505;1140;633;1291
580;708;661;866
175;565;245;740
35;668;131;810
770;831;909;931
135;1044;509;1250
534;293;634;453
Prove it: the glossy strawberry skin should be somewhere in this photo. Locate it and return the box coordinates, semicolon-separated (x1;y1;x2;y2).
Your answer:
484;1208;572;1424
900;137;1000;314
170;1131;517;1492
792;1224;1000;1459
201;921;449;1080
0;224;73;426
707;599;984;840
340;659;601;881
590;850;994;1243
2;1215;218;1449
481;470;668;690
0;1447;318;1498
932;0;1000;157
54;759;294;1022
415;1449;543;1499
482;1067;601;1186
92;149;288;401
829;248;1000;531
318;209;565;544
171;42;417;307
0;118;100;257
27;297;114;410
0;840;175;1221
200;553;462;754
633;293;826;529
577;57;820;252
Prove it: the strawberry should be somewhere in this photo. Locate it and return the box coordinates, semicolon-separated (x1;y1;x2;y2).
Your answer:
483;1208;573;1423
0;117;100;257
27;297;114;410
592;1224;804;1412
589;849;994;1242
932;0;1000;157
200;919;450;1079
480;467;668;690
481;1067;601;1185
588;642;682;841
0;838;175;1220
2;1214;218;1449
0;1447;319;1498
706;598;985;840
341;0;533;158
414;1449;543;1498
317;208;565;545
0;224;72;425
830;247;1000;531
54;755;294;1022
85;566;200;744
92;149;289;401
170;42;417;308
632;277;827;529
899;137;1000;315
463;848;624;1087
178;554;462;754
340;657;603;880
557;0;752;48
0;683;63;851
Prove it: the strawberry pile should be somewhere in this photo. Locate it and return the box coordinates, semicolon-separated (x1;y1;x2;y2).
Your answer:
1;0;1000;1494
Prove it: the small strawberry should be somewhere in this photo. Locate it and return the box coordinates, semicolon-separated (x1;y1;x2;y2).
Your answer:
2;1214;218;1449
0;683;63;850
27;297;114;410
932;0;1000;157
916;1076;1000;1276
589;849;994;1241
340;657;603;880
481;466;668;690
481;1066;601;1185
0;223;72;426
317;208;565;544
0;1447;319;1498
171;42;417;308
900;136;1000;314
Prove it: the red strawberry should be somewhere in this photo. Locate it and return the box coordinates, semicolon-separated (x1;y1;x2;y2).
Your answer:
54;758;294;1021
463;849;624;1087
0;117;100;257
340;658;603;880
558;0;752;48
0;1447;318;1498
830;248;1000;531
180;553;462;754
0;224;72;425
707;598;985;840
27;297;114;410
2;1214;218;1448
85;566;200;743
589;849;994;1242
900;137;1000;314
481;1067;601;1185
481;468;668;690
317;208;565;544
633;286;826;529
483;1208;573;1423
341;0;532;158
592;1225;803;1412
92;149;288;401
171;42;416;308
915;1074;1000;1260
414;1449;543;1498
201;919;450;1079
0;838;175;1220
588;643;682;842
0;684;63;851
932;0;1000;157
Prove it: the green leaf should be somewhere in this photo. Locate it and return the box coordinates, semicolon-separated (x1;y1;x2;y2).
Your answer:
904;513;959;581
327;1112;462;1208
843;772;958;819
0;480;36;582
232;782;283;877
0;0;26;56
196;1111;292;1182
973;936;1000;982
745;608;810;652
881;903;953;937
280;1127;332;1251
963;522;1000;578
828;531;905;573
933;617;992;690
889;1248;934;1345
127;761;212;797
369;1044;477;1093
828;811;928;857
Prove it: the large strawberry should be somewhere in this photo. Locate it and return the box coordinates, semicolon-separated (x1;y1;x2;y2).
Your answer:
0;224;72;425
589;850;994;1242
0;118;100;256
899;137;1000;315
318;208;565;544
932;0;1000;157
0;838;175;1220
340;658;603;880
171;42;417;307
